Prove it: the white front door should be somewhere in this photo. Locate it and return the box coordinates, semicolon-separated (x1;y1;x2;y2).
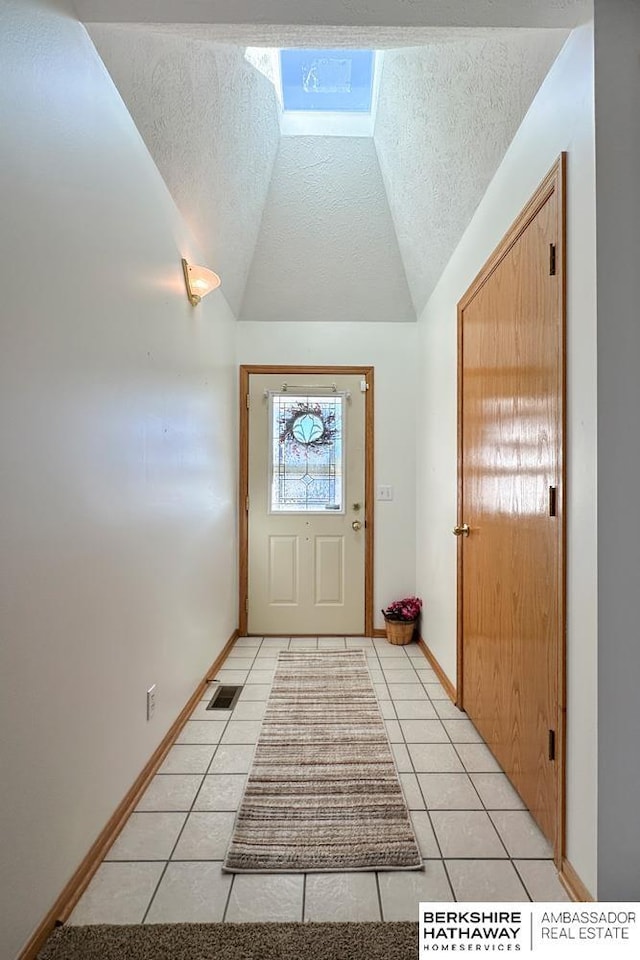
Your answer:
247;372;366;635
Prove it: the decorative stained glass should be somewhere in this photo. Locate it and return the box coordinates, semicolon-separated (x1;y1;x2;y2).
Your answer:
270;394;344;512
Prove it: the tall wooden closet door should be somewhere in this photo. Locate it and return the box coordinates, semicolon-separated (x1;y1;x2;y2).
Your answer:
458;165;564;849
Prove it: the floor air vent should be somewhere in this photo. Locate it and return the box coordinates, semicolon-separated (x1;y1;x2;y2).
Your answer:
207;685;243;710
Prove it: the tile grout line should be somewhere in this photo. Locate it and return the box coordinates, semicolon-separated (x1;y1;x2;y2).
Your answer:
401;655;551;895
221;872;235;922
168;636;269;923
440;858;458;903
406;661;455;902
375;871;384;921
82;640;556;923
447;740;514;862
140;715;233;918
398;677;450;888
222;634;289;924
398;645;515;899
510;860;534;902
140;860;170;925
138;634;262;922
105;643;243;896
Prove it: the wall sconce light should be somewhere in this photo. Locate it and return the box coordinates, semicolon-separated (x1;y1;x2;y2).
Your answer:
181;258;221;306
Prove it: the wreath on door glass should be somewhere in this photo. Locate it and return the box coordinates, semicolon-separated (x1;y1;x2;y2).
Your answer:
279;402;337;451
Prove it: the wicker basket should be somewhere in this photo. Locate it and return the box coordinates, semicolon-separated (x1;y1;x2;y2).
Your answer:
383;616;418;646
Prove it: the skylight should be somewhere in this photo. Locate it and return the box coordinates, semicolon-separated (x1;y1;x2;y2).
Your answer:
280;49;374;114
277;49;382;137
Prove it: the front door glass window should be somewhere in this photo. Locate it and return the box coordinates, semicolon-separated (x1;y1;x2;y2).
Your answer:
270;393;344;512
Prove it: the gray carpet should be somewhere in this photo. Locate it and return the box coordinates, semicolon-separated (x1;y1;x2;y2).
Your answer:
38;922;419;959
224;650;422;872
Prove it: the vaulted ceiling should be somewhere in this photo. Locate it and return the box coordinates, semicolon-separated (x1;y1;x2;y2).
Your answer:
88;24;568;321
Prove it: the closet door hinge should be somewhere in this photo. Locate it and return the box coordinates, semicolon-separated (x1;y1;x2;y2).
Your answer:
548;729;556;761
549;243;557;276
549;485;557;517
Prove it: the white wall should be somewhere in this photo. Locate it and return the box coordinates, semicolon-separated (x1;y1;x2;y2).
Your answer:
237;322;418;630
415;25;597;894
0;2;237;956
593;0;640;901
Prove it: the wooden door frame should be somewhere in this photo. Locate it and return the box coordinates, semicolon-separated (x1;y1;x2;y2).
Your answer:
238;364;375;637
456;155;567;865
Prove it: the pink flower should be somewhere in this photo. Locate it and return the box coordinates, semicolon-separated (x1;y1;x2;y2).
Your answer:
382;596;423;622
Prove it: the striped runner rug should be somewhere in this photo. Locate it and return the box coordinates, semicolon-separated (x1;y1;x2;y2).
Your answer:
222;649;422;873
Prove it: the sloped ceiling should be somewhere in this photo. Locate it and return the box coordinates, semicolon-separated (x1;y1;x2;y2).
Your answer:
374;33;568;315
241;137;415;323
89;27;281;315
88;25;568;321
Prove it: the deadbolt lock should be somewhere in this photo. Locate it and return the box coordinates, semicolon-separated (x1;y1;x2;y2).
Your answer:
352;502;361;511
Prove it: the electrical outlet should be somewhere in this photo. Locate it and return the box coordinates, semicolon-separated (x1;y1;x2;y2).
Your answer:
147;684;156;721
376;485;393;501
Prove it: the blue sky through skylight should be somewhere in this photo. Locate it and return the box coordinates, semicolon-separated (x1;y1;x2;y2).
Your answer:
280;50;374;113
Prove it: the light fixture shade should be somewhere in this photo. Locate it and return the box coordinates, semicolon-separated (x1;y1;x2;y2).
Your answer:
182;258;221;305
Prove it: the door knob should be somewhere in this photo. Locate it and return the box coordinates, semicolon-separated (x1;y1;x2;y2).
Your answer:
453;523;470;537
352;520;362;531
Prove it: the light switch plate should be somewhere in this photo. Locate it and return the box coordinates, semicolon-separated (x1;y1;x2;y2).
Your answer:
376;485;393;501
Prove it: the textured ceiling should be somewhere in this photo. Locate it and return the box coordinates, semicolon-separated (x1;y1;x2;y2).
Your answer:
76;0;591;29
374;32;568;314
88;24;569;322
89;27;281;315
82;22;579;47
240;137;415;323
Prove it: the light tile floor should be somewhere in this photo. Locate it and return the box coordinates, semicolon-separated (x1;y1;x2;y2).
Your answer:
69;637;570;926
